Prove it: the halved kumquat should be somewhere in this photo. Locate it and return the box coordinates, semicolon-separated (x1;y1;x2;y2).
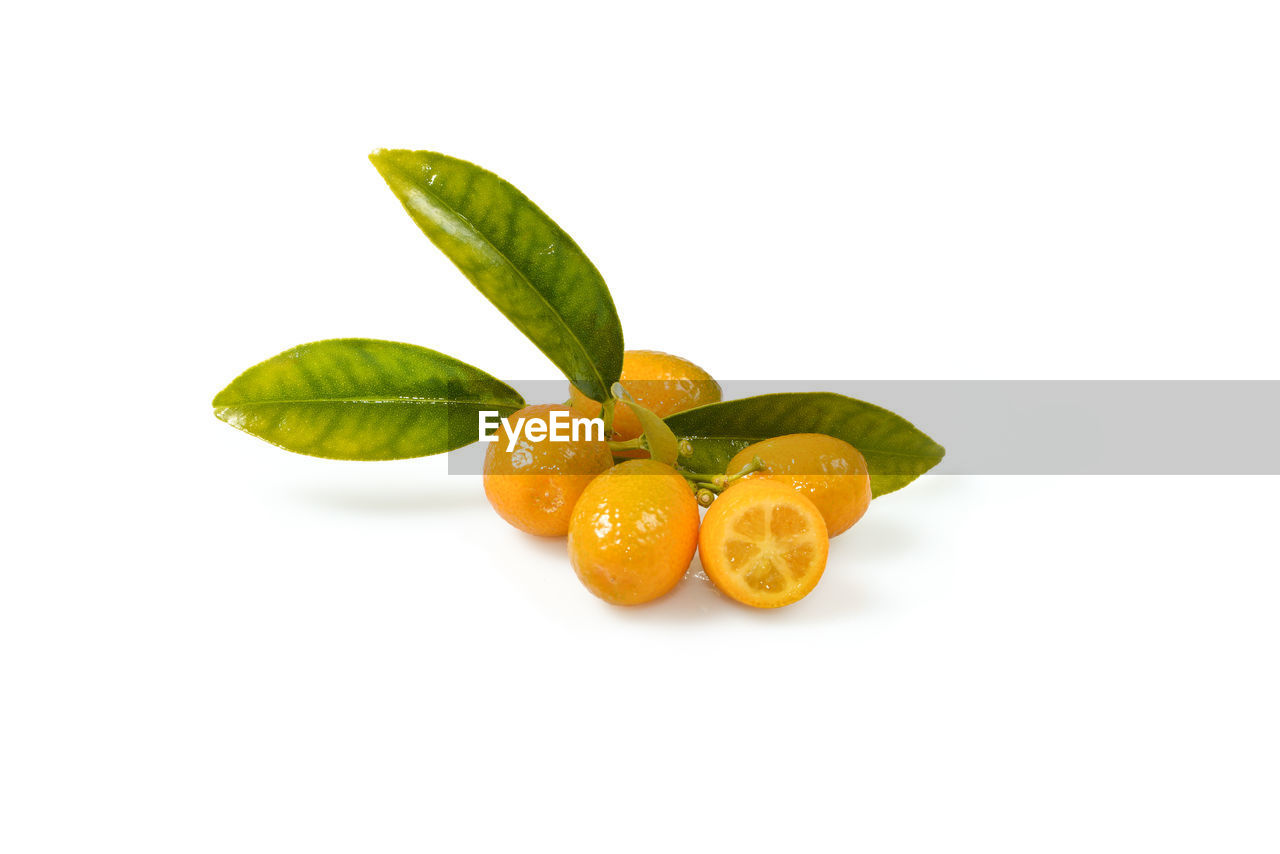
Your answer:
698;478;829;608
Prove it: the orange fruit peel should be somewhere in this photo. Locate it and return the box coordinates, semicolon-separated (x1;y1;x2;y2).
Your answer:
569;349;721;443
483;403;614;537
727;433;871;537
568;459;700;605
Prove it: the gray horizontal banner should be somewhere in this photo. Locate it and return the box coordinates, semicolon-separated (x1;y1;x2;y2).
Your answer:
448;380;1280;475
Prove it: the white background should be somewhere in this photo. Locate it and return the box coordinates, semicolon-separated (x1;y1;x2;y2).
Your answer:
3;2;1278;851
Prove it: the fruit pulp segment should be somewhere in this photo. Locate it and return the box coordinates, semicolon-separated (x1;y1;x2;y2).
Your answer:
724;501;820;592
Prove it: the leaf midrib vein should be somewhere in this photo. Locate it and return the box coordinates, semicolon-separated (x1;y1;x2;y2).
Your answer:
215;397;521;408
401;166;610;397
677;434;944;459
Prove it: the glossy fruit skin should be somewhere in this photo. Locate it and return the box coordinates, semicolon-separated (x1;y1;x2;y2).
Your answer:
568;459;700;605
483;404;614;537
727;433;871;537
699;478;829;608
569;350;721;442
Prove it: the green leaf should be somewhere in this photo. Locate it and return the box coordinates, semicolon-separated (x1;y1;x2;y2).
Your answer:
370;149;624;403
212;339;524;460
611;382;679;466
665;393;945;497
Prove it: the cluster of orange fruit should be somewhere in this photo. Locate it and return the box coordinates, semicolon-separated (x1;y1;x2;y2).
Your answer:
483;351;872;608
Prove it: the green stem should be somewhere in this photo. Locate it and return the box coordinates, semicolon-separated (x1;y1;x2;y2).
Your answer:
600;398;616;437
678;456;765;494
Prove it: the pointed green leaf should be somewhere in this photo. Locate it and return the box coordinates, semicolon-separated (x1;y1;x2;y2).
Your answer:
370;149;623;403
212;339;524;460
665;393;946;497
611;382;679;466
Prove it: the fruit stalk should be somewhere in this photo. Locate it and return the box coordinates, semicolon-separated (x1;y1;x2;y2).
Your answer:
678;455;765;497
